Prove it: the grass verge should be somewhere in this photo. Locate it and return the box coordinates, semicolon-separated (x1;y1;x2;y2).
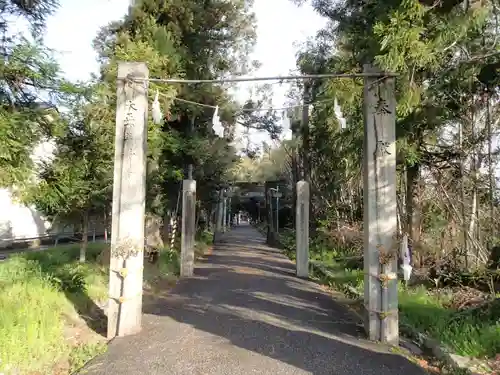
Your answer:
277;229;500;360
0;238;183;375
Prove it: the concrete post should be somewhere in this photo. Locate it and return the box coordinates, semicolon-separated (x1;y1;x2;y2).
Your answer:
363;64;398;345
296;180;309;278
214;190;223;242
222;197;227;232
108;62;148;339
228;197;232;228
266;189;275;244
180;179;196;277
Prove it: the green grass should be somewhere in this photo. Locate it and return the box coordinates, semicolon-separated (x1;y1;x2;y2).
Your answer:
398;288;500;358
0;241;181;374
0;243;109;374
194;230;214;256
277;230;500;359
312;259;500;358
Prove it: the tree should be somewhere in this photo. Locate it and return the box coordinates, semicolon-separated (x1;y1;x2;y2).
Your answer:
289;0;500;269
0;0;70;187
84;0;260;251
31;88;114;261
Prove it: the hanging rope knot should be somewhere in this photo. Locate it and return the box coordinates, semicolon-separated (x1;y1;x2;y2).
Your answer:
367;272;397;288
379;311;389;320
123;73;137;87
379;273;389;286
364;305;398;320
377;272;397;288
119;268;128;278
377;244;397;265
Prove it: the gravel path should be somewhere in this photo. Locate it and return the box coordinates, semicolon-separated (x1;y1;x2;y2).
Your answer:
81;225;427;375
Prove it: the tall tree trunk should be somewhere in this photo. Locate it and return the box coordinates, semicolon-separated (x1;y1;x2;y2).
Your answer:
458;121;468;268
291;123;300;230
486;91;496;266
80;210;89;263
103;207;108;243
406;163;421;255
301;83;311;182
301;83;314;233
468;115;480;267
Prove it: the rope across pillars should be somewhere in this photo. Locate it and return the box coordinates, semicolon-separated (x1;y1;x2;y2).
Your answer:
108;62;149;339
362;64;399;345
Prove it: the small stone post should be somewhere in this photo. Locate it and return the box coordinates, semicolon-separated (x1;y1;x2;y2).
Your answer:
363;64;398;344
180;179;196;277
296;180;309;278
108;62;148;339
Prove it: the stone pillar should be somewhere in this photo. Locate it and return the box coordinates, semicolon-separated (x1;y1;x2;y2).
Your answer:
181;179;196;277
214;190;223;242
108;62;148;339
266;188;276;244
222;197;227;232
363;64;398;345
296;180;309;278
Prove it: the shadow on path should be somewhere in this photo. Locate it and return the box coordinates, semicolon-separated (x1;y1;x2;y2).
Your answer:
81;225;427;375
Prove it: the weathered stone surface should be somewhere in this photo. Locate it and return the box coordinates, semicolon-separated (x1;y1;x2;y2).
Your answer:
296;180;309;278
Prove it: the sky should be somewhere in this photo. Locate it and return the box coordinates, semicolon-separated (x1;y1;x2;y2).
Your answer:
40;0;327;153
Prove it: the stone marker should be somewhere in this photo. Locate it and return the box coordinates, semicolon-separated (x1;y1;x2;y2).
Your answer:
362;64;398;344
108;61;148;339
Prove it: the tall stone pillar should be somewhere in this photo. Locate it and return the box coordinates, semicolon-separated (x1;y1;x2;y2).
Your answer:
214;190;224;243
363;64;398;344
180;179;196;277
108;62;148;339
296;180;310;278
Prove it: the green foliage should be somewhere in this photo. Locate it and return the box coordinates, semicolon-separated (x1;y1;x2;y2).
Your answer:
284;0;500;276
86;0;261;216
46;264;88;293
68;342;107;373
311;239;500;358
0;243;108;374
399;288;500;358
0;0;84;188
0;0;266;372
28;91;114;224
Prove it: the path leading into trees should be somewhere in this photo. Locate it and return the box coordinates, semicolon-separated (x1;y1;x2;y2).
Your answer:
82;225;426;375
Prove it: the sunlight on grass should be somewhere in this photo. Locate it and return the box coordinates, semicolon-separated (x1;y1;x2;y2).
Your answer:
0;237;200;373
0;243;108;374
317;263;500;358
276;229;500;359
0;270;70;373
399;287;500;358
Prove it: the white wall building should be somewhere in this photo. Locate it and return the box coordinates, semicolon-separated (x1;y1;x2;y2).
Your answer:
0;139;69;248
